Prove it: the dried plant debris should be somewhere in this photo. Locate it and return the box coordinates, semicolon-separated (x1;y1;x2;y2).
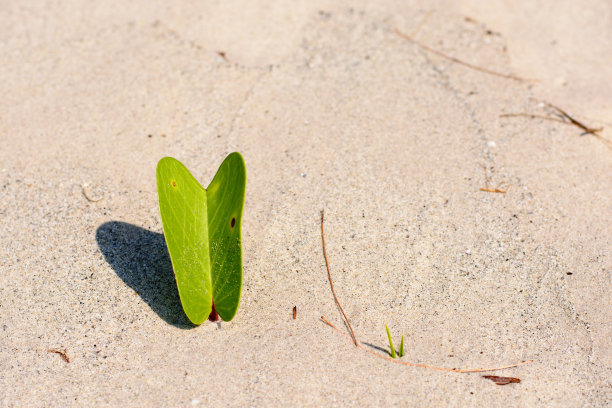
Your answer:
47;349;70;363
500;102;611;147
395;28;527;82
480;165;508;194
320;210;358;346
216;50;229;63
482;375;521;385
547;103;603;135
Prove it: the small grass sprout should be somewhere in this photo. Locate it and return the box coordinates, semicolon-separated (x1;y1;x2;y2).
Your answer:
386;324;405;358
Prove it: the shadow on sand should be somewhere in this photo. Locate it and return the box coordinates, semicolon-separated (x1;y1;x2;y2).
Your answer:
95;221;194;329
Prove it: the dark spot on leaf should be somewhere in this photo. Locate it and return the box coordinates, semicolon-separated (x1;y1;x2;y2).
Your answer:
231;217;236;228
171;181;177;187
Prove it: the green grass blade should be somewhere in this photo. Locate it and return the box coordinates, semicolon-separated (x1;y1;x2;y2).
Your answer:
386;324;397;358
399;334;404;357
206;152;246;321
157;157;212;325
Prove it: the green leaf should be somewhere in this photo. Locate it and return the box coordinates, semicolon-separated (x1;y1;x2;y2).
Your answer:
386;324;397;358
399;334;404;358
206;153;246;321
156;153;246;325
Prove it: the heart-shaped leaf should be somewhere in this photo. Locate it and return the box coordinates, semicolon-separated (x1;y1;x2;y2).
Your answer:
156;153;246;325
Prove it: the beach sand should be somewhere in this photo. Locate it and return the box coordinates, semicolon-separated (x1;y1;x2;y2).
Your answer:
1;1;611;406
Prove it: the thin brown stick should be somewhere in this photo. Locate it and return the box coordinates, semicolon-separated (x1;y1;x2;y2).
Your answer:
500;105;611;147
395;28;528;82
480;165;507;194
500;111;603;135
482;375;521;385
321;316;532;373
480;187;507;194
500;113;567;125
547;103;603;135
47;348;70;363
321;210;358;346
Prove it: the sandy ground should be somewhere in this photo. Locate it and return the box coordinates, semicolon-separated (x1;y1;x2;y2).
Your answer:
1;1;611;406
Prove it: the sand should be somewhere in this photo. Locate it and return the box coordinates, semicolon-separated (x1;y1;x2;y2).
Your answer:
1;1;611;406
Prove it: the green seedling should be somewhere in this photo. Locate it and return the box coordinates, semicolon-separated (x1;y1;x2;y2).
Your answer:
386;324;396;358
156;153;246;325
386;324;405;358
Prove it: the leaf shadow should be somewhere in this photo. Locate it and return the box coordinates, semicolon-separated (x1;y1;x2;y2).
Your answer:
95;221;195;329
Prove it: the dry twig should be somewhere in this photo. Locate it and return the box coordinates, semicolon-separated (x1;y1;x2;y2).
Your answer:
499;113;567;124
482;375;521;385
395;28;528;82
321;316;531;373
480;165;508;194
319;209;532;373
47;349;70;363
547;103;603;135
500;103;611;147
321;210;358;346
